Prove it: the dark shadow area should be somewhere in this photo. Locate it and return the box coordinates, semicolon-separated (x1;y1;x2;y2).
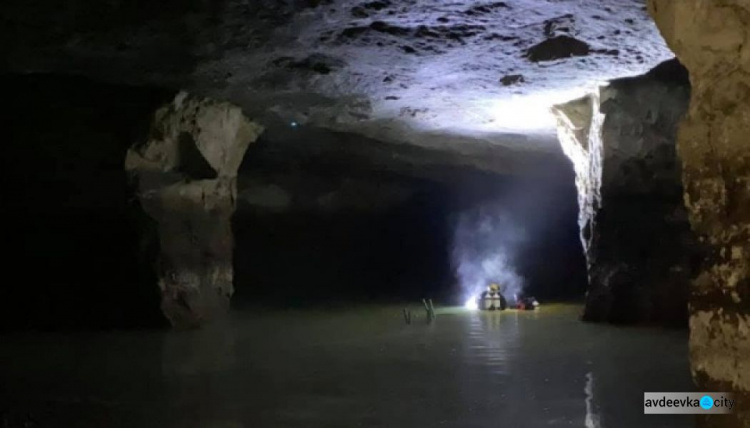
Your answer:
1;74;174;331
234;188;455;307
233;132;587;308
1;73;587;330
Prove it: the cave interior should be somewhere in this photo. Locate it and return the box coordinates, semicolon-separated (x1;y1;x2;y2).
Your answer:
1;0;749;427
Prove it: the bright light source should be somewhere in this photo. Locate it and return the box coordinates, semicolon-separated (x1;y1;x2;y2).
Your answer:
487;88;591;132
464;296;478;311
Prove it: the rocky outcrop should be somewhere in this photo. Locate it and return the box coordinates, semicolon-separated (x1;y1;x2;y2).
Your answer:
0;0;673;165
648;2;750;426
552;59;698;326
126;92;263;328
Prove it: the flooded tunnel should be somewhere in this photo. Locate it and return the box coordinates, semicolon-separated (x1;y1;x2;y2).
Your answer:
232;129;587;309
2;0;750;427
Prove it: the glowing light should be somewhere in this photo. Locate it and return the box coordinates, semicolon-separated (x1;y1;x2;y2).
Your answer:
464;296;478;311
486;88;591;132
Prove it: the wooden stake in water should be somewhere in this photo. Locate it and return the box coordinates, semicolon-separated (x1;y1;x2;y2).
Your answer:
422;298;437;323
403;308;411;325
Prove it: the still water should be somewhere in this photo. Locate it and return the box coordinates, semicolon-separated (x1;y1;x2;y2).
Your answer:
0;304;693;427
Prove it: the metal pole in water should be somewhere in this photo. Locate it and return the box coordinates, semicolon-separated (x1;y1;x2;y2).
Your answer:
403;308;411;325
422;299;432;323
428;299;436;321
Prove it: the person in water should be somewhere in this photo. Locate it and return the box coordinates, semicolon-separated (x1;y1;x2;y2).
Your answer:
481;283;507;311
515;293;540;310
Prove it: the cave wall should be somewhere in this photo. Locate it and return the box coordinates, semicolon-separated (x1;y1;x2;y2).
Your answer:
648;2;750;426
2;74;263;330
553;59;697;326
1;74;173;330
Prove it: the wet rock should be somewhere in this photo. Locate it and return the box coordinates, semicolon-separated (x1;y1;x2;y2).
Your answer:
351;6;369;18
592;49;619;57
270;53;346;75
126;92;263;328
526;35;591;62
543;14;576;37
340;26;369;40
552;58;697;326
370;20;411;36
338;20;413;42
484;33;517;42
649;2;750;425
399;106;428;118
362;0;391;11
463;2;510;16
500;74;525;86
338;20;485;47
304;0;332;7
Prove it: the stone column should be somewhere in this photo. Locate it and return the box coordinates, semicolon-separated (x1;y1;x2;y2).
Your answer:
552;59;698;325
648;2;750;426
126;92;263;328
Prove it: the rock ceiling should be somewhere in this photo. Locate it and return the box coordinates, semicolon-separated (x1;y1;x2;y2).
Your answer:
3;0;674;174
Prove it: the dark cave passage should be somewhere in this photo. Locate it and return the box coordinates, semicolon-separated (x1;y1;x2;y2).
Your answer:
232;134;587;308
233;192;455;306
2;74;173;331
2;73;587;330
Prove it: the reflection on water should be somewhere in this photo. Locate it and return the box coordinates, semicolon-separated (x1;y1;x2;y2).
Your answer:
585;372;601;428
0;304;693;427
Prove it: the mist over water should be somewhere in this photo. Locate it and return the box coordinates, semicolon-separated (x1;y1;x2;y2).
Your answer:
452;201;528;304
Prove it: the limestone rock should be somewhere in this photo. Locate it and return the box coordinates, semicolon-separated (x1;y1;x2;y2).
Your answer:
552;58;698;326
0;0;674;164
552;93;603;294
126;92;263;328
499;74;525;86
526;35;591;62
648;2;750;425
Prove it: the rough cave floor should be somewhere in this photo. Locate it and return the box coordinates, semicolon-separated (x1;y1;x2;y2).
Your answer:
0;304;693;428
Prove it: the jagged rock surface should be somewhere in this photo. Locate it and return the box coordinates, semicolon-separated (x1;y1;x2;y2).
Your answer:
648;1;750;426
553;59;697;326
126;92;263;328
0;0;674;170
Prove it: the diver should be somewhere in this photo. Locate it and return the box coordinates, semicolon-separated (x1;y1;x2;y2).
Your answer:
515;293;540;310
481;283;507;311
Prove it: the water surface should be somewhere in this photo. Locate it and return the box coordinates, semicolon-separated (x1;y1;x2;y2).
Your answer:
0;304;693;427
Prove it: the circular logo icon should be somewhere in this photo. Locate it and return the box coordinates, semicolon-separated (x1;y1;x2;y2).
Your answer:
700;395;713;410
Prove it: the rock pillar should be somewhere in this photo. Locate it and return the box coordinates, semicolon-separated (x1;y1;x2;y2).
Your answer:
648;2;750;426
552;59;698;325
126;92;263;328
